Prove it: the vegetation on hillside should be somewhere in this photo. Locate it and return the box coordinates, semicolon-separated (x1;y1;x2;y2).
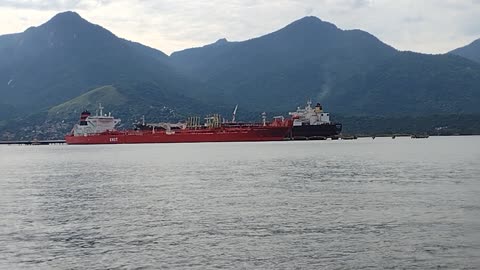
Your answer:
1;12;480;139
327;52;480;115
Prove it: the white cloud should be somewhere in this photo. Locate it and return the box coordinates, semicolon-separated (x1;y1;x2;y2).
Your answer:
0;0;479;54
0;0;111;10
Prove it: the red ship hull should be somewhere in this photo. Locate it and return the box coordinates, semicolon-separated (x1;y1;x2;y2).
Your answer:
65;126;290;145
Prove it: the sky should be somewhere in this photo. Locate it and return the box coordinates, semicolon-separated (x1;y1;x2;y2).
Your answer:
0;0;479;55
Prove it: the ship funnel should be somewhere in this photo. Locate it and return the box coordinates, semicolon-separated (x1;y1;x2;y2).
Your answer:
80;110;91;121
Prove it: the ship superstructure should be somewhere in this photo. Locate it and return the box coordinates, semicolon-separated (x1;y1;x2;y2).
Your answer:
287;101;342;139
71;104;121;136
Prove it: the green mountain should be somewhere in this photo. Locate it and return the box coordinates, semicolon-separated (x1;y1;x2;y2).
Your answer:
327;52;480;115
450;38;480;63
171;16;397;111
48;85;127;117
0;11;197;121
1;13;480;139
171;17;480;115
47;81;218;124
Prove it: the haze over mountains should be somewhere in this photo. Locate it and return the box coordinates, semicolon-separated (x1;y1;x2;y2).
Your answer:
1;11;480;138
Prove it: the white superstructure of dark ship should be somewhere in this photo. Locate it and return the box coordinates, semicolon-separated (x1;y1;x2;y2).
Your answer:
288;101;342;139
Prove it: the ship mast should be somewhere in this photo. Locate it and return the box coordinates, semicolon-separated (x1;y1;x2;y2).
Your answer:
232;105;238;123
306;99;312;110
98;103;104;116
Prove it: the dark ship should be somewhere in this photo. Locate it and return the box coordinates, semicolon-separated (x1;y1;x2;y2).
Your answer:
288;101;342;140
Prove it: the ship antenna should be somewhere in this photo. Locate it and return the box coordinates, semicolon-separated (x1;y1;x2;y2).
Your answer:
98;103;104;116
306;99;312;109
142;115;145;126
232;104;238;123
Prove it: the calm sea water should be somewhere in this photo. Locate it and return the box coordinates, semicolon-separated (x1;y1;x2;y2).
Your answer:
1;136;479;269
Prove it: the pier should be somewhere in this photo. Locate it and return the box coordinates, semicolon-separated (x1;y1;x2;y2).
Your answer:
0;140;66;145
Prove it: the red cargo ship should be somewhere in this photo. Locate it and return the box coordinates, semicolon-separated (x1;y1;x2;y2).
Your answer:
65;105;292;145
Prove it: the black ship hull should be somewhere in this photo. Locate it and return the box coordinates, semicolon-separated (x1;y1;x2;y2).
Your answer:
289;123;342;139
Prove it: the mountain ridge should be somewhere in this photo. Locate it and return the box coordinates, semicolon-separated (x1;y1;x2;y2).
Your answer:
450;38;480;63
170;16;398;110
1;12;480;139
0;11;187;120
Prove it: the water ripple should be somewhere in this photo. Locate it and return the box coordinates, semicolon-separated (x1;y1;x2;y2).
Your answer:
1;137;479;269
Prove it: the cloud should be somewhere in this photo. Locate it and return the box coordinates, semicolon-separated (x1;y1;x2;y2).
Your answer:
304;7;314;15
0;0;111;10
403;16;425;23
0;0;479;54
352;0;371;9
